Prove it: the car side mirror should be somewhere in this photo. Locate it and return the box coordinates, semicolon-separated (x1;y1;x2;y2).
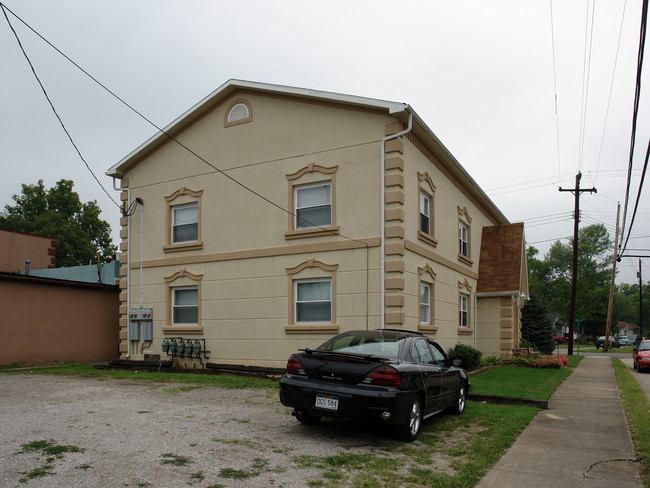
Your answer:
452;358;462;368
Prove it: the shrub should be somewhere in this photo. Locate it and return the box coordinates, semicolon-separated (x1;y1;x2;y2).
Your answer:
509;356;531;367
479;356;502;367
448;343;482;370
530;356;568;369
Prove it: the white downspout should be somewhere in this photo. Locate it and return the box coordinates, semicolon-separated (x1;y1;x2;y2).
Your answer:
113;178;131;358
139;199;144;308
380;111;412;329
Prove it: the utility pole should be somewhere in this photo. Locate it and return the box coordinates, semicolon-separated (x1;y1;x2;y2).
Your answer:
639;260;644;340
559;172;597;355
605;203;620;351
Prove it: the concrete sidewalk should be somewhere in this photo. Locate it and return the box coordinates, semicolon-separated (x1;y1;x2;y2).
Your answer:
477;355;642;487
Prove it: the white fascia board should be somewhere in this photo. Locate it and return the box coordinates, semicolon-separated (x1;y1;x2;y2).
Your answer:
106;79;407;177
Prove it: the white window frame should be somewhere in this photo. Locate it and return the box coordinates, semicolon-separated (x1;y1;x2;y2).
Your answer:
459;221;469;257
172;203;198;244
459;293;469;328
420;191;430;235
172;286;199;325
420;282;431;325
294;278;332;323
294;182;332;230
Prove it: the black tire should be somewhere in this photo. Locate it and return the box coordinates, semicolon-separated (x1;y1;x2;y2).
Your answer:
396;397;423;442
293;410;321;425
450;383;468;415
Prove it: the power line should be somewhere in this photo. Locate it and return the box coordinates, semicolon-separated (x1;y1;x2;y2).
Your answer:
620;0;649;257
549;0;563;185
0;3;370;250
1;4;119;209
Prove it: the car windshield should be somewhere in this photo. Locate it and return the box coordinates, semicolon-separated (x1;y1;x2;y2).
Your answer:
639;342;650;351
316;330;406;358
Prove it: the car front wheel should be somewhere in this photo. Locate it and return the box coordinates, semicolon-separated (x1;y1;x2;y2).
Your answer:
397;397;423;442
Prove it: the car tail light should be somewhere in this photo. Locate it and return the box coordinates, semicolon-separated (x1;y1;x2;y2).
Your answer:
286;355;306;375
363;366;401;386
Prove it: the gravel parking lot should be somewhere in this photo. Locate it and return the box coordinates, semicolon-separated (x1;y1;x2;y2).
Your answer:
0;373;440;488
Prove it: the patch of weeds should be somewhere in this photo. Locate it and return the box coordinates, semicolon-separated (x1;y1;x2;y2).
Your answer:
189;471;205;484
232;418;250;424
17;440;84;483
137;411;150;414
211;437;257;449
75;464;92;470
160;453;192;467
19;464;55;483
206;484;225;488
219;458;269;480
136;483;152;487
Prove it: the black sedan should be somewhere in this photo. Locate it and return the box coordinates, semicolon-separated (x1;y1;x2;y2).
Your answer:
279;329;469;441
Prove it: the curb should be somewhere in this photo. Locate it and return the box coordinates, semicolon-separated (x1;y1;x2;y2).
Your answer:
468;393;548;409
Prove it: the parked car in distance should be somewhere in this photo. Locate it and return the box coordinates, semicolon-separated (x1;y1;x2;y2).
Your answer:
279;329;469;441
594;336;620;349
633;340;650;371
618;336;634;346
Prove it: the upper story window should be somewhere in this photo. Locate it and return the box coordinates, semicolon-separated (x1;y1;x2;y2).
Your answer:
418;172;437;247
224;99;253;127
457;206;472;266
459;221;468;257
295;183;331;229
172;204;198;243
285;164;339;240
420;192;430;234
164;187;203;253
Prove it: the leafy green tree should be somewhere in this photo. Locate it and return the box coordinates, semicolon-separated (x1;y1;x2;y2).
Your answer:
0;179;116;267
521;295;555;354
526;224;614;338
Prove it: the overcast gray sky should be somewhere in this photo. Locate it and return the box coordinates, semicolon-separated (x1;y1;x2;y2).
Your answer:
1;0;648;285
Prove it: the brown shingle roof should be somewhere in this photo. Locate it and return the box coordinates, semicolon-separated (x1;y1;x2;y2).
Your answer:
476;223;525;294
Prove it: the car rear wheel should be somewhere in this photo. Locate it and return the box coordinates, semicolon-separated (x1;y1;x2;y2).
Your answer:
293;410;321;425
397;397;423;442
450;383;467;415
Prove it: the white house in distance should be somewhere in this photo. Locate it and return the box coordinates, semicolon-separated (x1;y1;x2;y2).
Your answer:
106;79;528;369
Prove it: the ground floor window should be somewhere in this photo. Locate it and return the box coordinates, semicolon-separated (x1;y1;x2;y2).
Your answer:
459;293;469;328
295;278;332;323
172;286;198;325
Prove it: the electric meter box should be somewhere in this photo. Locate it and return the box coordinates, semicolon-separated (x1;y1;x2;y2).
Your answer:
128;308;153;341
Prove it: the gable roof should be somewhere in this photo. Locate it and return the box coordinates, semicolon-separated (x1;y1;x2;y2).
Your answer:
106;79;509;225
476;223;527;295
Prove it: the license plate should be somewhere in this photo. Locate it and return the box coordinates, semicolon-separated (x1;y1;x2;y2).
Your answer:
315;394;339;411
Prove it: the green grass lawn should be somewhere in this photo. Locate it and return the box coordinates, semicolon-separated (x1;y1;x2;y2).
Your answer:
556;344;635;354
469;355;582;400
612;358;650;486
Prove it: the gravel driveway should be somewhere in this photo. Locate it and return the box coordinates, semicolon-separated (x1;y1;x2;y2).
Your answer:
0;373;423;488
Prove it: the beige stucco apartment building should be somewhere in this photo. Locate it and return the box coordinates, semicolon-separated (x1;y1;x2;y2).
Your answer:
106;80;528;369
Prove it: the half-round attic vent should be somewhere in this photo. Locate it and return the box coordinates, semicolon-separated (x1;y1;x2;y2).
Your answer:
227;103;250;123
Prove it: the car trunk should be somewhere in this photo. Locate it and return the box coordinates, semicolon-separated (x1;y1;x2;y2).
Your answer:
298;351;390;386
